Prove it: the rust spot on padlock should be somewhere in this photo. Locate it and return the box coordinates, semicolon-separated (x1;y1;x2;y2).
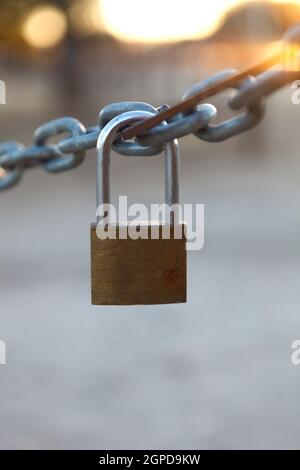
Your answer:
162;264;181;286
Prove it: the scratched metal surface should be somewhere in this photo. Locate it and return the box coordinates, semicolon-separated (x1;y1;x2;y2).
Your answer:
0;91;300;449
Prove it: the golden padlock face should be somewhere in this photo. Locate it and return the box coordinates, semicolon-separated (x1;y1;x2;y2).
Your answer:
91;223;186;305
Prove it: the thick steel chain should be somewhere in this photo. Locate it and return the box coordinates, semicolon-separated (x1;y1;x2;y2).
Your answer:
1;24;300;191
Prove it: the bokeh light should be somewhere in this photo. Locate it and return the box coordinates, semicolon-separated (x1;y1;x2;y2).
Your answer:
21;5;67;49
100;0;237;43
100;0;300;43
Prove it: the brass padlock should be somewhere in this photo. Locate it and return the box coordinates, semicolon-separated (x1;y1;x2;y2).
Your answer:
91;110;186;305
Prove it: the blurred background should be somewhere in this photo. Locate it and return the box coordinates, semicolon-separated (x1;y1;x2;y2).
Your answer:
1;0;300;450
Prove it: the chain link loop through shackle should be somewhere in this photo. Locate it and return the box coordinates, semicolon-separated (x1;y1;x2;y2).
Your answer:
100;101;217;150
98;102;164;156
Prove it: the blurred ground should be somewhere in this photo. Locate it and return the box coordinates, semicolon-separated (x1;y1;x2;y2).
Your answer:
1;83;300;449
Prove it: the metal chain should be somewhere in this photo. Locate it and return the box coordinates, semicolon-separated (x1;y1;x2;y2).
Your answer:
1;24;300;191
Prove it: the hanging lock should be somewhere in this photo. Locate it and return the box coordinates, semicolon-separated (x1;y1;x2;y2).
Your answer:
91;111;187;305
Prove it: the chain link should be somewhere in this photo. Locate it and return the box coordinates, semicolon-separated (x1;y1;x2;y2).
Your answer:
1;24;300;190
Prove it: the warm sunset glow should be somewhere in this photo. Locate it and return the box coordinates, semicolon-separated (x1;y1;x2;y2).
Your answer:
101;0;237;43
283;43;300;70
100;0;300;43
21;5;67;48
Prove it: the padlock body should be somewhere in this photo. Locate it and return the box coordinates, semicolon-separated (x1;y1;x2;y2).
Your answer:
91;223;186;305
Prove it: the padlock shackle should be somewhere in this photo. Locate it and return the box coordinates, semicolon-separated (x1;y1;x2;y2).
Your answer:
96;110;180;223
